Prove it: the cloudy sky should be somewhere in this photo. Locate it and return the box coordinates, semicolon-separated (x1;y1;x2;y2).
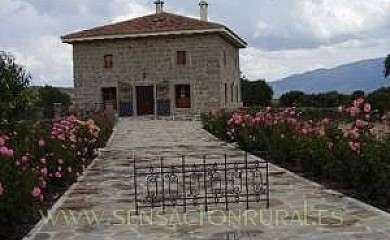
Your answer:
1;0;389;87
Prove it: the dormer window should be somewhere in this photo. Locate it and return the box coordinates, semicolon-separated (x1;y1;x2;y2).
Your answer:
104;54;113;68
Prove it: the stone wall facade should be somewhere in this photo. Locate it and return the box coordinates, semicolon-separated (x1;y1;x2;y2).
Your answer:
72;33;242;116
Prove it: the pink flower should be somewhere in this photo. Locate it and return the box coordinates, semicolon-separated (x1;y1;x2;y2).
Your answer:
349;107;360;117
87;119;95;126
40;158;47;165
31;187;41;198
345;128;360;139
349;141;361;153
355;120;368;129
337;106;344;113
0;147;8;156
38;139;45;147
353;98;365;108
363;103;371;113
7;149;14;158
321;118;330;125
21;155;28;163
0;137;5;147
0;147;14;158
41;168;48;177
55;172;62;178
0;183;4;196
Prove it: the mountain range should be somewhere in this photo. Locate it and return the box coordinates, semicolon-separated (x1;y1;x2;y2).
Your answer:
269;58;389;97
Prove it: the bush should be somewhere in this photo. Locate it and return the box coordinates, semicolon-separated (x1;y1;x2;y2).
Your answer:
0;113;114;240
203;98;390;210
36;86;72;119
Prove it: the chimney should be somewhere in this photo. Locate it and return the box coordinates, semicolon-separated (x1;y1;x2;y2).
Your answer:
154;0;164;14
199;1;209;21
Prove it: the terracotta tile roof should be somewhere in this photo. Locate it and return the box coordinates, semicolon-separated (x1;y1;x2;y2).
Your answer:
61;12;247;47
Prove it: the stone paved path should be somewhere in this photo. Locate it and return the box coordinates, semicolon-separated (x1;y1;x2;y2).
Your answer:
25;119;390;240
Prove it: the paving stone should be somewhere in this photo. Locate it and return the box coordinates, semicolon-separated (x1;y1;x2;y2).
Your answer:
24;119;390;240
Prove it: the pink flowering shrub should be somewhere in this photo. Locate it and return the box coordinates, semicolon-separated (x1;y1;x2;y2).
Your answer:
203;99;390;210
0;113;113;239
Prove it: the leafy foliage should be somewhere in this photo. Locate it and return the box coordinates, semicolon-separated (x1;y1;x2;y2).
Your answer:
0;113;113;240
367;87;390;112
36;86;72;118
203;99;390;210
0;51;31;121
241;78;273;107
279;90;306;107
385;54;390;78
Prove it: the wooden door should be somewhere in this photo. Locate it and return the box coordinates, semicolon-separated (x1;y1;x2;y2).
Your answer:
136;86;154;115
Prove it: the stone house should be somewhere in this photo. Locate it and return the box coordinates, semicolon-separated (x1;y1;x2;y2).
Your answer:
61;1;247;116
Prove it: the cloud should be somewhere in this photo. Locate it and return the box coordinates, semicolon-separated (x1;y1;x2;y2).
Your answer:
113;1;151;22
241;37;390;81
252;0;390;50
0;0;389;87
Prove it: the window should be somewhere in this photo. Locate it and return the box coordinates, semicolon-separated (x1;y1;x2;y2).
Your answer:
101;87;117;110
224;83;228;104
104;54;113;68
176;51;187;65
231;83;234;103
235;85;239;102
235;85;239;103
175;85;191;108
223;51;227;67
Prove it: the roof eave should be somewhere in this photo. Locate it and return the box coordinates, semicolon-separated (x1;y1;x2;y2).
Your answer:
61;28;247;48
221;28;247;48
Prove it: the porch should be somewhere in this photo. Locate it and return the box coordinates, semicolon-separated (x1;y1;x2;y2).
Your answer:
100;82;194;117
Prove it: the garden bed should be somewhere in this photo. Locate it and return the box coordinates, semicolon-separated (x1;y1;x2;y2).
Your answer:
0;112;115;240
202;99;390;213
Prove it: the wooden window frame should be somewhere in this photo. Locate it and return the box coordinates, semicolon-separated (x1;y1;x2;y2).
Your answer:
224;83;228;104
104;54;113;69
176;51;187;65
175;85;191;109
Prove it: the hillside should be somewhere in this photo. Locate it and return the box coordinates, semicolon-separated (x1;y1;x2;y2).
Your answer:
270;58;389;97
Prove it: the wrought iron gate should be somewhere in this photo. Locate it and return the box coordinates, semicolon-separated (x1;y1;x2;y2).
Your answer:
133;152;270;214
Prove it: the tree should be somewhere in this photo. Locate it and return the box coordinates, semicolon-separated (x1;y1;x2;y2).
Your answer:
0;51;31;121
241;78;273;107
385;54;390;78
279;91;306;107
36;86;72;118
367;87;390;112
351;90;365;100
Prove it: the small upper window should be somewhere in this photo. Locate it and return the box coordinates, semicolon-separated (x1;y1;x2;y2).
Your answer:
176;51;187;65
104;54;113;68
223;51;227;67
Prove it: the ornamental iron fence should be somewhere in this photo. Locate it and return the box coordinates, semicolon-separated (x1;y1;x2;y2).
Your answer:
133;152;269;214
